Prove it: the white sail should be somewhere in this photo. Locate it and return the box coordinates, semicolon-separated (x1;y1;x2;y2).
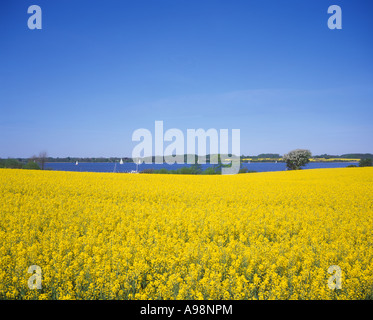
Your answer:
120;158;123;165
75;161;78;165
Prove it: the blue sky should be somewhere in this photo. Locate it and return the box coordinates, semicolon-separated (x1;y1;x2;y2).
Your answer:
1;0;372;157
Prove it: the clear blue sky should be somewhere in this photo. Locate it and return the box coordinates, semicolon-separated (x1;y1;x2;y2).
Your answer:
1;0;372;158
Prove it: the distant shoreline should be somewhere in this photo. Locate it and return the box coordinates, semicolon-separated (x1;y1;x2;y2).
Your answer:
45;160;360;164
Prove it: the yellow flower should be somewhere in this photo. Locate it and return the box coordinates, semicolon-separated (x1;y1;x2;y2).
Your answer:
0;167;372;300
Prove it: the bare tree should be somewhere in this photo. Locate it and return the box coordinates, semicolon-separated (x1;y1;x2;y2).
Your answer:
38;151;47;170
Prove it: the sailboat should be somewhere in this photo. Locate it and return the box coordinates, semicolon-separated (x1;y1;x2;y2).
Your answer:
75;161;78;165
119;158;123;165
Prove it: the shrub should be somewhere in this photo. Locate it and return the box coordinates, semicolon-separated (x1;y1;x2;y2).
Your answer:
177;167;194;175
140;169;154;174
23;161;41;170
158;168;168;174
203;167;217;175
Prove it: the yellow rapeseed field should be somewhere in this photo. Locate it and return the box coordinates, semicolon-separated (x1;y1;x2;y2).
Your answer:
0;167;372;300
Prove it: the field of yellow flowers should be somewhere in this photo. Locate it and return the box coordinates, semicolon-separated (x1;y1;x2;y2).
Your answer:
0;167;372;300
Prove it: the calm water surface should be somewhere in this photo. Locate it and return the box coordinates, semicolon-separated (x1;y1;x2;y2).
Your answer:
45;162;357;173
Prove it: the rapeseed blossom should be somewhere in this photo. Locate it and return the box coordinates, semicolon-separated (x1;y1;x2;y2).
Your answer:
0;167;372;299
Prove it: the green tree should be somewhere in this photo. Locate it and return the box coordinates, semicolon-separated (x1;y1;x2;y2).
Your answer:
283;149;312;170
23;161;41;170
190;163;203;174
213;154;231;174
0;159;23;169
177;167;193;174
359;158;372;167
